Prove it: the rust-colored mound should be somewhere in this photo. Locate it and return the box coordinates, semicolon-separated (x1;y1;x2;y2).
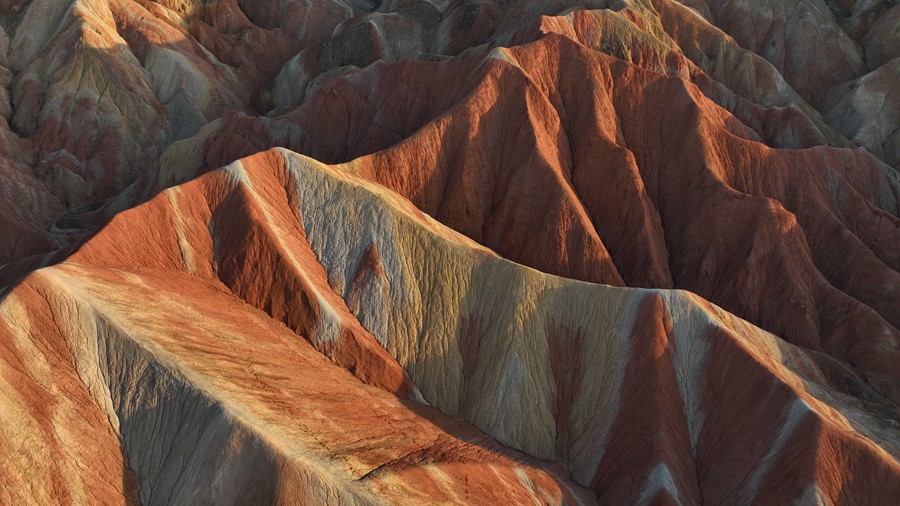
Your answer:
4;149;898;504
190;26;900;406
1;150;598;504
1;0;899;504
1;265;591;504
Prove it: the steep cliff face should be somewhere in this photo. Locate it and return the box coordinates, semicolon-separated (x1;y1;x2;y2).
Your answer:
1;1;898;504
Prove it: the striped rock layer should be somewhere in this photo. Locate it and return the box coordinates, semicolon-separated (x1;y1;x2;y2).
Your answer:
2;149;898;504
0;0;899;504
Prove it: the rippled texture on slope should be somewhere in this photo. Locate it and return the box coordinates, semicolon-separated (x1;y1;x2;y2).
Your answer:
8;148;896;503
1;1;899;503
0;150;593;505
178;29;900;410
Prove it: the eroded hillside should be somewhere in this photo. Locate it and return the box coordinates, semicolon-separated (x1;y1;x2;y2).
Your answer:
1;1;898;504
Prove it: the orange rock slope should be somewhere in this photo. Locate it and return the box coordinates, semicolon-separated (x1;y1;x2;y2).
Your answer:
1;0;899;504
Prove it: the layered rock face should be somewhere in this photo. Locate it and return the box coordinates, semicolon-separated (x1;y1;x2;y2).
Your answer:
1;0;898;504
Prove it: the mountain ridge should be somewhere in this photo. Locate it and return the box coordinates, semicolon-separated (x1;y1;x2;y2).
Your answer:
1;0;898;504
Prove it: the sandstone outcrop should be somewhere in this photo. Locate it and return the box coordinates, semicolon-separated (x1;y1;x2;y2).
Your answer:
1;1;899;504
5;148;899;503
185;24;900;407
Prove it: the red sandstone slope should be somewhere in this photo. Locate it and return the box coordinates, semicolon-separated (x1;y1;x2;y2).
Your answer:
181;27;900;408
4;149;898;504
1;0;900;504
1;268;590;505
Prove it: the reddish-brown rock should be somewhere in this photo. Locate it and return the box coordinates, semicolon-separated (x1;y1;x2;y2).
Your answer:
188;29;900;403
6;148;898;504
1;1;898;504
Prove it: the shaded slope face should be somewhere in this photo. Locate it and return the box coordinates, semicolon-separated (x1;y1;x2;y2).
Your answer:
0;151;595;505
4;149;899;504
1;0;899;504
188;12;900;406
1;0;897;269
